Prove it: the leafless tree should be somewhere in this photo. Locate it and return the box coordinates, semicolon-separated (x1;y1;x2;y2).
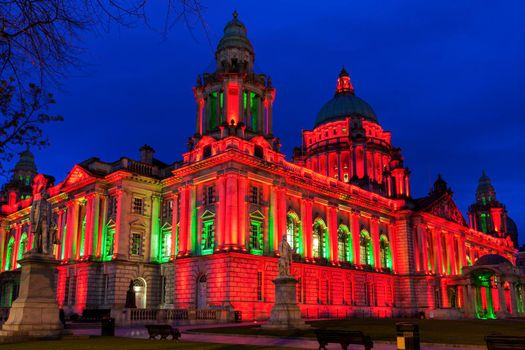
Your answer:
0;0;205;175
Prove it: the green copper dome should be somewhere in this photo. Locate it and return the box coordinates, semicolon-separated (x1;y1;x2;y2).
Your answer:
216;11;254;56
315;68;377;127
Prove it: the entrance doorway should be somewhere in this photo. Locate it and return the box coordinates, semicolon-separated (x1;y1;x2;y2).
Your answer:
133;278;147;309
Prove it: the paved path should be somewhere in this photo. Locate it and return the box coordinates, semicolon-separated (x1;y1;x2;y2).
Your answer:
72;323;483;350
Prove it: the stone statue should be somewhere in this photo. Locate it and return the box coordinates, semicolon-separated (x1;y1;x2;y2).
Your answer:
278;235;294;277
125;280;137;308
29;175;55;255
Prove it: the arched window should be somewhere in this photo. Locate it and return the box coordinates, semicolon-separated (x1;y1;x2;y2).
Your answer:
313;219;328;259
5;237;15;271
133;278;147;309
360;230;373;266
286;212;301;254
337;225;352;262
17;232;28;267
379;233;392;269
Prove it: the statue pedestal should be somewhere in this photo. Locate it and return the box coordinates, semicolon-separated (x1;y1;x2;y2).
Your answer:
0;253;63;340
262;276;308;330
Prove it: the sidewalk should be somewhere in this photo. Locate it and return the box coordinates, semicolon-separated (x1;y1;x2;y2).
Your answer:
71;323;484;350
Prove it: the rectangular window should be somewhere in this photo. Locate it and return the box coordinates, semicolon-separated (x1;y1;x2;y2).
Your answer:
257;272;263;301
131;233;143;256
108;196;117;217
250;186;259;204
132;197;144;215
204;186;216;205
250;222;263;254
162;199;173;222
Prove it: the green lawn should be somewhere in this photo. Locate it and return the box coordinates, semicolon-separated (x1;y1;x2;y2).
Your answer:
0;337;295;350
191;318;525;345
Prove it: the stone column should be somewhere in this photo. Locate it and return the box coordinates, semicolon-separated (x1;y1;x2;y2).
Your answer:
149;194;161;262
225;173;238;247
509;281;519;317
55;209;64;260
371;216;380;269
216;176;226;251
65;200;79;261
178;186;188;256
420;225;429;274
350;210;361;265
497;281;508;318
301;198;312;260
114;189;128;260
171;192;179;259
237;175;247;250
269;185;279;253
327;205;338;263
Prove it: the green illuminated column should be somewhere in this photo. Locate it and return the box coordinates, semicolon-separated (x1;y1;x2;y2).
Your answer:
150;194;161;262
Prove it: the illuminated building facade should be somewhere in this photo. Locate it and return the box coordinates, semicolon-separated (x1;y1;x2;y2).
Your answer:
0;13;524;321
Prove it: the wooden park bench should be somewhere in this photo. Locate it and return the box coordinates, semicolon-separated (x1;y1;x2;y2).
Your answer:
145;324;181;340
314;329;373;350
485;335;525;350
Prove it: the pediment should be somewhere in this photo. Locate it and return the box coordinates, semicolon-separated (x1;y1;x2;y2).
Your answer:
421;194;467;226
249;209;265;220
62;165;95;188
201;209;216;219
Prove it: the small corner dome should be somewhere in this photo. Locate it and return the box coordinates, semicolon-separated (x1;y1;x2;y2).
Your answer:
216;11;254;56
315;68;377;128
474;254;512;267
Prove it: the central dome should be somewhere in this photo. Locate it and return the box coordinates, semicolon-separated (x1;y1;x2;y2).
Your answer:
315;68;377;127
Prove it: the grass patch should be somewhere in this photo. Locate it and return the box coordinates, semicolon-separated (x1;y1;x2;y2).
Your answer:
0;336;297;350
191;318;525;345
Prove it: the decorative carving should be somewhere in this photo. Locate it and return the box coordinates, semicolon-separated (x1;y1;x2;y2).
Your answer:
428;196;467;226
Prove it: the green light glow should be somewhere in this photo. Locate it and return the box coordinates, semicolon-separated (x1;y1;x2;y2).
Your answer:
5;237;14;271
380;234;392;269
150;197;161;262
250;92;258;132
201;220;214;255
360;230;373;266
79;216;86;257
249;221;263;255
473;271;497;319
102;226;115;261
17;232;28;267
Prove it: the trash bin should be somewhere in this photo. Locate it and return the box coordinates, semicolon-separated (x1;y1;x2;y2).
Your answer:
396;322;420;350
234;311;242;322
101;317;115;337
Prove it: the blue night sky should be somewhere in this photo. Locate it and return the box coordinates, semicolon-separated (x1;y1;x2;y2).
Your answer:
14;1;525;244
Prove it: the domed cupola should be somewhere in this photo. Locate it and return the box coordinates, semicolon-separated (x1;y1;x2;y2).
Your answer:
215;11;255;74
189;11;278;162
296;67;411;199
468;171;518;246
315;68;377;127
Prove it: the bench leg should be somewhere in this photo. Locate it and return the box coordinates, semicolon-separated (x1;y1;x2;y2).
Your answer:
340;343;349;350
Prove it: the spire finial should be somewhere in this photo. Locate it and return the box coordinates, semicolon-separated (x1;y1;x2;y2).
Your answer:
233;10;238;19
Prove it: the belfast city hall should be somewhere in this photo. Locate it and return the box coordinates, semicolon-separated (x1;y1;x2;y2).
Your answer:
0;12;524;323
